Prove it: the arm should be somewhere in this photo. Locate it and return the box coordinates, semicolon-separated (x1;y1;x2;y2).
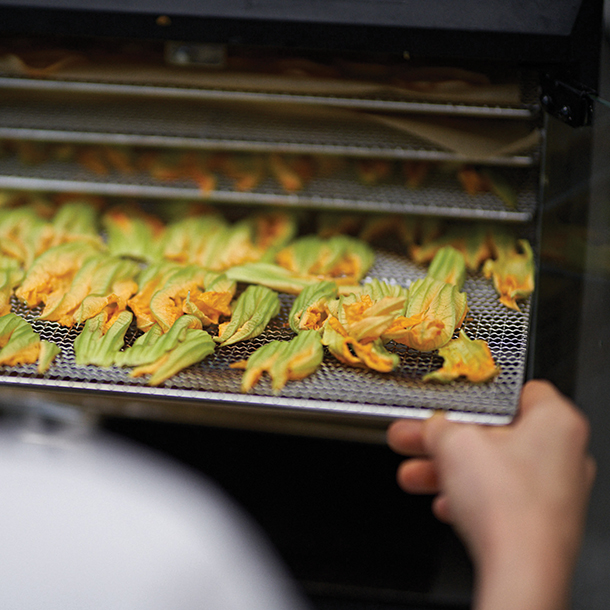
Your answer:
387;379;596;610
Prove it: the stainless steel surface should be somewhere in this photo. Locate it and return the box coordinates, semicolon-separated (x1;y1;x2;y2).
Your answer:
0;250;531;426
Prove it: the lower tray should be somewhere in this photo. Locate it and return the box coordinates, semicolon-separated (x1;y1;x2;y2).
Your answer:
0;250;531;428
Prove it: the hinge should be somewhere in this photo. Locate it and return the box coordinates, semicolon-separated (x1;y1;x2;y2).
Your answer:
540;75;595;128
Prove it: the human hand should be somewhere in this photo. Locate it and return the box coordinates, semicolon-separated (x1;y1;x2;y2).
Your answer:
387;379;596;610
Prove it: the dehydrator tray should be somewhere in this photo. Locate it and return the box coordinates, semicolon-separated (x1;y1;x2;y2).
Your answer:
0;157;538;222
0;92;539;166
0;75;539;119
0;250;532;427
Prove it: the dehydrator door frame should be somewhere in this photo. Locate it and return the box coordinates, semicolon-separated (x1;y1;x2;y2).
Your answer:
0;0;603;90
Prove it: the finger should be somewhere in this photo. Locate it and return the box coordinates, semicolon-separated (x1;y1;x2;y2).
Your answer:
518;380;591;451
387;418;427;456
422;410;457;455
396;458;439;494
518;379;569;416
431;494;452;524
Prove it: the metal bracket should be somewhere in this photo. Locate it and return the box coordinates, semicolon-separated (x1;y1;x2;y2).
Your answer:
164;42;227;69
540;75;595;127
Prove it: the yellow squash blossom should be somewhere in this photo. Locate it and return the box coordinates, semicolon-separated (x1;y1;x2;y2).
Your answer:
161;213;228;263
424;329;501;383
383;247;468;352
149;266;226;333
276;235;375;285
215;285;280;347
182;273;236;326
15;241;103;311
0;313;60;370
115;315;203;368
321;288;406;373
383;277;468;352
127;261;187;331
226;262;318;294
289;281;338;334
102;207;165;262
39;255;140;329
232;330;324;393
130;327;216;386
0;205;53;269
483;238;535;311
73;310;134;367
0;257;23;316
322;317;399;373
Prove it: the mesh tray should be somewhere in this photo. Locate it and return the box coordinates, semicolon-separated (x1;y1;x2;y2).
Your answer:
0;157;538;222
0;93;538;165
0;75;539;119
0;250;531;425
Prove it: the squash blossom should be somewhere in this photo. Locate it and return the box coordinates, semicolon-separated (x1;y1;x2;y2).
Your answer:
161;213;228;264
483;238;535;311
130;327;216;386
410;223;492;272
73;310;134;367
47;201;104;250
268;153;314;192
15;241;104;311
0;205;54;270
196;220;262;271
220;153;266;192
289;280;338;334
276;235;375;284
232;330;324;393
427;246;466;290
359;214;418;248
225;262;317;294
424;329;501;383
457;166;518;208
250;211;298;263
102;207;165;262
383;247;468;352
330;292;407;344
182;273;235;327
127;261;188;331
383;277;468;352
115;315;203;367
215;285;280;347
148;265;231;332
321;289;405;372
39;254;140;330
322;318;399;373
0;313;60;371
362;278;409;304
0;257;24;316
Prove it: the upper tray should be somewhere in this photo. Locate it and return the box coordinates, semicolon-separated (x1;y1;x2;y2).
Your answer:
0;74;539;119
0;156;538;222
0;88;539;164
